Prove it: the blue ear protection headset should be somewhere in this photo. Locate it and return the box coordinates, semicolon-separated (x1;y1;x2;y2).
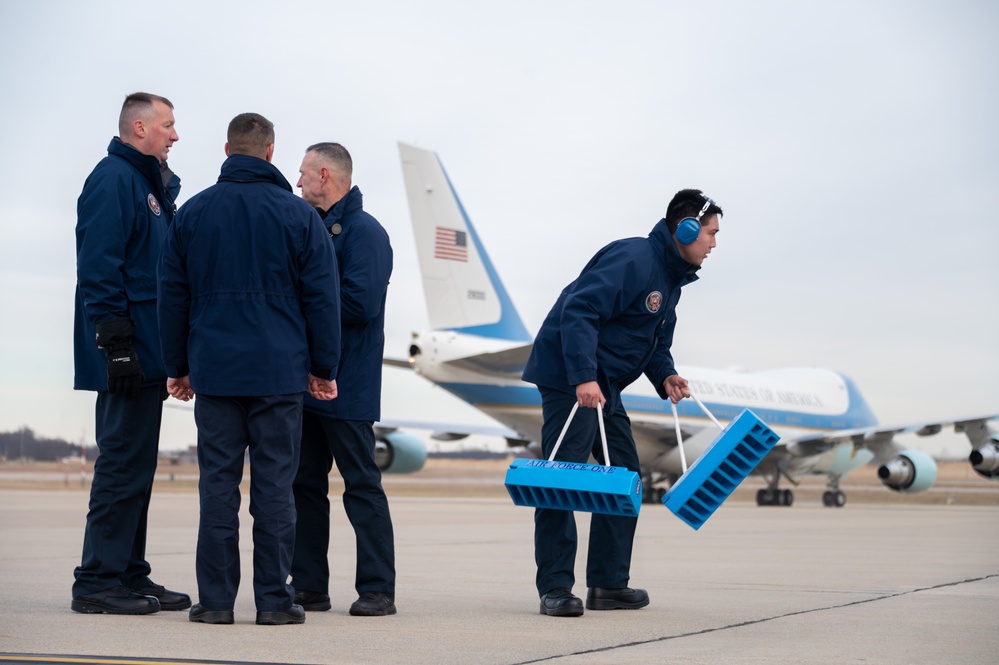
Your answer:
675;196;714;245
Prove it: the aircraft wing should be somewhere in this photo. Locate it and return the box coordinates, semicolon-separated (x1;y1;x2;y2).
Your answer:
783;413;999;460
384;343;532;380
630;417;700;445
441;344;534;379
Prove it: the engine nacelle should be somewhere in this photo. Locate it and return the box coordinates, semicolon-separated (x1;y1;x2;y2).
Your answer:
375;431;428;474
968;439;999;480
877;449;938;493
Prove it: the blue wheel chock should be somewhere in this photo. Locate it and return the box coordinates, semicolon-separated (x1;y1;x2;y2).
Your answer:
662;407;779;530
504;403;642;517
504;457;642;516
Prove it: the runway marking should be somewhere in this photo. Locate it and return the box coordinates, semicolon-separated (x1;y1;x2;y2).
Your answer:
512;573;999;664
0;656;300;665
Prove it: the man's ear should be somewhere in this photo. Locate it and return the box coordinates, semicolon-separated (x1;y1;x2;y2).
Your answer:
224;142;231;157
265;143;275;162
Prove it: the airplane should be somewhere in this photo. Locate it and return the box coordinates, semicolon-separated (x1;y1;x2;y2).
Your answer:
377;141;999;507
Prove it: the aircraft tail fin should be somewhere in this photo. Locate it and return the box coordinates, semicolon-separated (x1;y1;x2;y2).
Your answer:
398;142;532;342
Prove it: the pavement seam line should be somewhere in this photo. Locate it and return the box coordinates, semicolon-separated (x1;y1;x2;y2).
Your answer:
510;573;999;664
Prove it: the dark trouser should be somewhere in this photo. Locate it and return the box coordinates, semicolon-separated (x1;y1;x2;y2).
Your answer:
73;385;164;597
534;388;640;596
291;412;395;595
193;393;303;612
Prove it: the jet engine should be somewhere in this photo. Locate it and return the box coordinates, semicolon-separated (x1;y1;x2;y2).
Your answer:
969;438;999;480
877;449;938;492
374;431;428;474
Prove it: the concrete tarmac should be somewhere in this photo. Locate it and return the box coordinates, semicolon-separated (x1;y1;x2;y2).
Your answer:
0;487;997;664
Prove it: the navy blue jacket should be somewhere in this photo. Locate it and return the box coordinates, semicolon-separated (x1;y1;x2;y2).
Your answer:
157;154;341;397
522;219;699;415
304;186;392;421
74;138;181;391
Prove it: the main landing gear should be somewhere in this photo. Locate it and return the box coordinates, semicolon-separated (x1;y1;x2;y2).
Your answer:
756;467;798;506
756;469;848;508
756;487;793;506
821;476;846;507
641;474;667;504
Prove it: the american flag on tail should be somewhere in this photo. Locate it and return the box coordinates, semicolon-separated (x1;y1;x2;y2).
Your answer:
434;226;468;262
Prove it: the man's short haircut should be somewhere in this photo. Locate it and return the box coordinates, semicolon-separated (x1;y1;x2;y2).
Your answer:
665;189;724;233
227;113;275;158
118;92;173;136
307;142;353;180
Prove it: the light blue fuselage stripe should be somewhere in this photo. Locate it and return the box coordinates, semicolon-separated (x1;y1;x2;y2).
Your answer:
438;377;879;432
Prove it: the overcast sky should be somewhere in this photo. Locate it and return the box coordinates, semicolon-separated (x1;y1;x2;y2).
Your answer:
1;0;996;457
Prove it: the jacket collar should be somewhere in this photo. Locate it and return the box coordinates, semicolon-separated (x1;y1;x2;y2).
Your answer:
107;138;180;215
650;218;700;285
217;154;293;192
323;185;363;226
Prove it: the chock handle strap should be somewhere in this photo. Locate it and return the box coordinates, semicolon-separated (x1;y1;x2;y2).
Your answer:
670;400;688;474
596;404;611;468
689;391;724;430
670;390;722;475
547;402;612;467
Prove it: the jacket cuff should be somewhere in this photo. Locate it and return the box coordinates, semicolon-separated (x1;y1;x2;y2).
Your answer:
95;317;134;349
566;368;597;386
310;363;336;380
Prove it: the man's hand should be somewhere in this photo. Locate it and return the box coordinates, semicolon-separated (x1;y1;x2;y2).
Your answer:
575;380;605;409
167;376;194;402
96;318;144;398
309;375;337;401
663;374;690;404
105;347;143;397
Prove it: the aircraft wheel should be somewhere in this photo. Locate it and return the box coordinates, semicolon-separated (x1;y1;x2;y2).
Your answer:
756;489;767;506
822;491;847;507
781;489;794;506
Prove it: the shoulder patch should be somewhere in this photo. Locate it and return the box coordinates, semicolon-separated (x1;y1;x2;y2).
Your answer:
147;193;162;216
645;291;662;313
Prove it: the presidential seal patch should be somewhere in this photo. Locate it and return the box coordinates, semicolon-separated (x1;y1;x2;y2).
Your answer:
147;193;162;216
645;291;662;313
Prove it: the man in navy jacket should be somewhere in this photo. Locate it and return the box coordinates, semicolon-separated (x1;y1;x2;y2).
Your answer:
158;114;341;626
522;189;723;617
72;92;190;615
290;143;397;617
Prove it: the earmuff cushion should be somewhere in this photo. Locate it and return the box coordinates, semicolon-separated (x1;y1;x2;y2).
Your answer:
675;217;700;244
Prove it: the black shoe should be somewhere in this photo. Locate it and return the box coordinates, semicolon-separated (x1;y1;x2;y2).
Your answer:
189;604;234;624
585;586;649;610
539;588;583;617
128;582;192;611
349;592;396;616
71;585;161;615
294;589;331;612
256;604;306;625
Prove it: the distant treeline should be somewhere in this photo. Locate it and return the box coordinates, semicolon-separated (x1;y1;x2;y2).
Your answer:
1;428;515;464
0;428;97;462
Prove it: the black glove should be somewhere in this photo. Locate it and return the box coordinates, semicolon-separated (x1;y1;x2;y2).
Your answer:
96;318;144;398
